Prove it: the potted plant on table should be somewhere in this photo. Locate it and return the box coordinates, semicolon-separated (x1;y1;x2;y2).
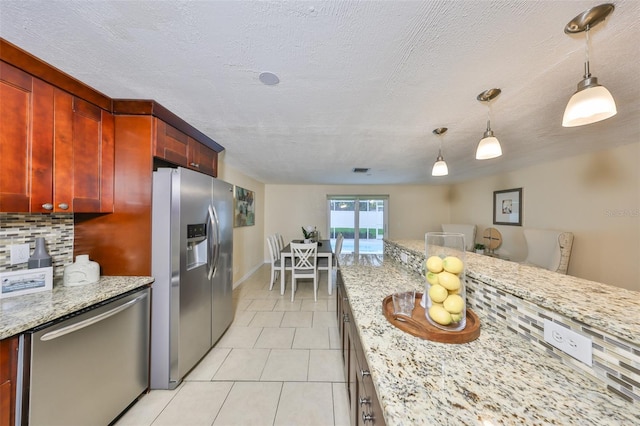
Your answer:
302;226;315;243
474;243;485;254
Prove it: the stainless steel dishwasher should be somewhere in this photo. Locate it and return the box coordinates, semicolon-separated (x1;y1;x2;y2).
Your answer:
18;287;150;426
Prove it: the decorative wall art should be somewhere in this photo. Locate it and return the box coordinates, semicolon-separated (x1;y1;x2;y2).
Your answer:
234;185;255;227
0;266;53;299
493;188;522;226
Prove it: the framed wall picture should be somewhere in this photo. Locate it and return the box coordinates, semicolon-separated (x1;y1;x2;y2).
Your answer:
493;188;522;226
0;266;53;299
234;185;255;227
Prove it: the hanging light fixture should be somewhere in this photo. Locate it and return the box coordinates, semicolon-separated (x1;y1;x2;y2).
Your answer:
431;127;448;177
475;88;503;160
562;3;616;127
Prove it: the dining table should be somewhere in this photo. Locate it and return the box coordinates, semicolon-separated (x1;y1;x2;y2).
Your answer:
280;239;333;297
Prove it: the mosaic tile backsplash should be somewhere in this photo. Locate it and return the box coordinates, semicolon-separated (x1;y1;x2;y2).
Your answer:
384;239;640;404
0;213;74;281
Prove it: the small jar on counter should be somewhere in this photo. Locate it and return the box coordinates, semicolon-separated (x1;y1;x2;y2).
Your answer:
63;255;100;286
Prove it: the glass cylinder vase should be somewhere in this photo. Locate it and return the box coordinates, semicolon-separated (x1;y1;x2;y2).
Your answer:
425;232;467;331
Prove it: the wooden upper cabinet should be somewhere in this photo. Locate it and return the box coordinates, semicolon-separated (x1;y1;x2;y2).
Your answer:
114;100;221;178
53;92;114;213
189;137;217;176
0;61;114;213
154;119;217;176
0;62;54;212
154;119;189;167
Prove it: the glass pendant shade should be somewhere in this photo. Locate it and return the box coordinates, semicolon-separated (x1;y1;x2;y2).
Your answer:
562;4;617;127
430;128;449;176
562;81;617;127
475;136;502;160
475;125;502;160
431;152;448;176
475;89;502;160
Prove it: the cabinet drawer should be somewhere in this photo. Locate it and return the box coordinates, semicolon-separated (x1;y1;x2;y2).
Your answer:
354;341;384;426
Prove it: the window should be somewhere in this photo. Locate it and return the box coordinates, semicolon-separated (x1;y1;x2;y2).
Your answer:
327;196;388;255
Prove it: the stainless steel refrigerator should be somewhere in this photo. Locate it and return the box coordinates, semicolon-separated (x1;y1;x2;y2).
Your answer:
150;167;234;389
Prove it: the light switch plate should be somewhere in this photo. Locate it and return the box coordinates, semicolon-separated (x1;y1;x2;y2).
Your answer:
10;244;31;265
544;319;593;366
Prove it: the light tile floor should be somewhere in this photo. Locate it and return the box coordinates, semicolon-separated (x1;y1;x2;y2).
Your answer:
115;265;349;426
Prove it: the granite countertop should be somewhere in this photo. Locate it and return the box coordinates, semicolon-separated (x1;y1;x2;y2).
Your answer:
390;239;640;344
338;254;640;425
0;276;154;340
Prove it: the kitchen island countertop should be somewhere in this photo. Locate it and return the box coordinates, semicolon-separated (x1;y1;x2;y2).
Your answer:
390;239;639;344
0;276;154;339
338;252;640;425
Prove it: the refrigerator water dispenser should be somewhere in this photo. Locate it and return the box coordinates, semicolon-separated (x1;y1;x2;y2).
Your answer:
186;223;207;270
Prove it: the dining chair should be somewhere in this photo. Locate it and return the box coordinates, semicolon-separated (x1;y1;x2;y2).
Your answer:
276;233;285;252
316;233;343;295
270;234;282;261
441;224;477;251
290;242;318;302
334;233;344;264
267;235;290;290
523;229;574;274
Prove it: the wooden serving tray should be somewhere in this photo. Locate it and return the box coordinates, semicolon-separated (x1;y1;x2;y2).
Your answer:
382;293;480;344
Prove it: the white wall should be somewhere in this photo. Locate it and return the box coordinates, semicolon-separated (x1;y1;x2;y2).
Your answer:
450;142;640;292
220;143;638;292
217;158;265;287
264;184;450;260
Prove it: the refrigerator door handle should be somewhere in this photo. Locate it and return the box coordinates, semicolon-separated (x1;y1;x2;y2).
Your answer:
212;204;221;278
207;205;221;280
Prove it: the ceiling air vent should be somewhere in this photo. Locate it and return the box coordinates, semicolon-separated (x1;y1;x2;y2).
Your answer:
353;168;370;173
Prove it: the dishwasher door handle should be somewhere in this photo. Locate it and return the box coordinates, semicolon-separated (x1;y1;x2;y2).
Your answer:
40;292;148;341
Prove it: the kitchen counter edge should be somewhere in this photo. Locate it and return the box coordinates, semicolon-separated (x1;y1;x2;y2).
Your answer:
0;276;154;340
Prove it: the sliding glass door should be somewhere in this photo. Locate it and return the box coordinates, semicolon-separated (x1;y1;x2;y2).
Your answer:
327;196;388;255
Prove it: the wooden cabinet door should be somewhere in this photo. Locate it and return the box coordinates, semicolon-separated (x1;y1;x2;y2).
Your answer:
1;62;113;214
0;380;10;426
338;283;351;381
74;101;114;213
154;119;189;167
153;119;218;177
188;137;217;176
0;336;19;426
0;62;54;212
53;91;114;213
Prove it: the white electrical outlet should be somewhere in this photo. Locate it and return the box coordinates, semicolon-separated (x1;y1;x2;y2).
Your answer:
400;252;408;263
544;319;593;366
10;243;31;265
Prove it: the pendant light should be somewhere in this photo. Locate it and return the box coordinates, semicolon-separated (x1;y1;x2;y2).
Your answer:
475;88;502;160
431;127;448;177
562;3;616;127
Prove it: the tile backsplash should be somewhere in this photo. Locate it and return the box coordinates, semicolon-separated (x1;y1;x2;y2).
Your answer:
0;213;74;281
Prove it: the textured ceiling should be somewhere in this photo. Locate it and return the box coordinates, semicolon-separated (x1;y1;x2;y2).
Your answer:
1;1;639;185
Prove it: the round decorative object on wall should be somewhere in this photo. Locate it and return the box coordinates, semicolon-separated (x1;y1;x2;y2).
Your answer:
482;227;502;251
